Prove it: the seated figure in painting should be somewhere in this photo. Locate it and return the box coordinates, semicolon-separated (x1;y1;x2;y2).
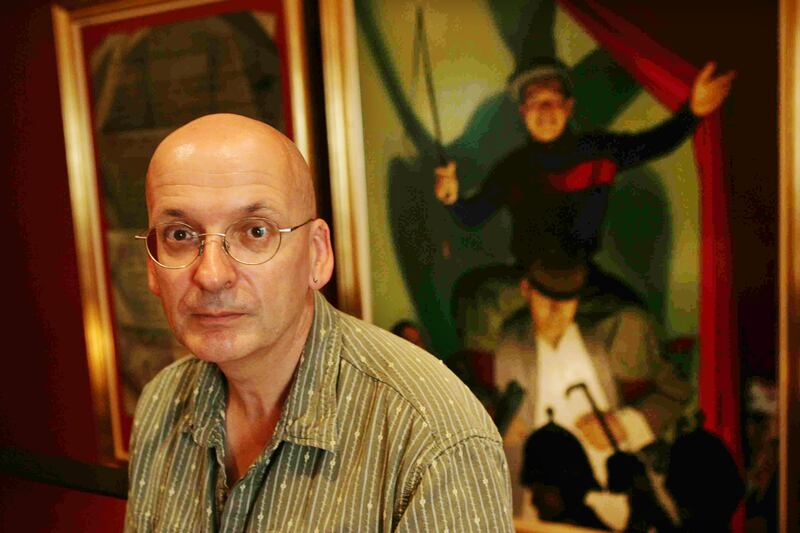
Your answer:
494;248;692;528
436;55;734;352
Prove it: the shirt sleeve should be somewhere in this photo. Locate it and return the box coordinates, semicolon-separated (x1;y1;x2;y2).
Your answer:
394;437;514;532
583;104;700;172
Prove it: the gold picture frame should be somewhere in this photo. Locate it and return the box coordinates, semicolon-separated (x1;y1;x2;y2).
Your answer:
52;0;313;463
319;0;372;321
779;0;800;530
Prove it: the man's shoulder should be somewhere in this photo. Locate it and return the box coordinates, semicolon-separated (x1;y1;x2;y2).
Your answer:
134;356;209;420
143;355;206;395
334;311;501;445
335;311;471;401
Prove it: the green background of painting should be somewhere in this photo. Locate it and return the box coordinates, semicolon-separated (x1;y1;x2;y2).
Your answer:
355;0;699;357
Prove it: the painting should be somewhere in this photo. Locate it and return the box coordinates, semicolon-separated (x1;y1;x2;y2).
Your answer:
322;0;743;530
53;0;312;462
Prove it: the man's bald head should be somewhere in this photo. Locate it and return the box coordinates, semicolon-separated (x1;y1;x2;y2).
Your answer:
142;113;335;369
146;113;315;218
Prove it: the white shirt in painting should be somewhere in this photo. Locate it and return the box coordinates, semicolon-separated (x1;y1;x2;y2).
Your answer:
534;323;611;435
526;323;658;529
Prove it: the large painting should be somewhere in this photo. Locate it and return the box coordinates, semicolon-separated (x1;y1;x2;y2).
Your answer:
53;0;312;462
355;0;701;355
323;0;740;530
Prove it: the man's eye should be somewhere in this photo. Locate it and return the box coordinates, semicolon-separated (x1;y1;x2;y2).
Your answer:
171;229;189;241
248;226;267;238
162;226;195;242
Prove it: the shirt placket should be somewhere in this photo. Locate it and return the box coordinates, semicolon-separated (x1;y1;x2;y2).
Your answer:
217;440;283;533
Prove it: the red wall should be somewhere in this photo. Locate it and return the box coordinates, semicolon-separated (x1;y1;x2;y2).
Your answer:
0;1;777;532
0;2;126;531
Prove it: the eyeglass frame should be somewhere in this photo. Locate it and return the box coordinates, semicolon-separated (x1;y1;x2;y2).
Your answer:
135;217;315;269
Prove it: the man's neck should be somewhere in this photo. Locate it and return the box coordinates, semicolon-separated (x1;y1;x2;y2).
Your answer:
219;295;316;483
220;295;315;414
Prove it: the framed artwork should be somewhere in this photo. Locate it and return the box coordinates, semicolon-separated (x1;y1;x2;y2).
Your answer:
778;0;800;529
345;0;710;352
321;0;752;530
52;0;312;463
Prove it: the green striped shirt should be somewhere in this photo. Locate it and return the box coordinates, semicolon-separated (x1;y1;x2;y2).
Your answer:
125;292;513;532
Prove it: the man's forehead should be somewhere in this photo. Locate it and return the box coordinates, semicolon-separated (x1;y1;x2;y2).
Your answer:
150;136;289;176
146;114;313;215
146;164;292;208
148;121;282;186
145;180;293;229
149;168;284;186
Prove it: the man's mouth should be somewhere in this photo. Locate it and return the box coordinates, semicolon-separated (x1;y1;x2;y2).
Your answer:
191;311;246;325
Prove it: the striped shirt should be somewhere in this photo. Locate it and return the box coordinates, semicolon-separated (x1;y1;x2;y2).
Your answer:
125;291;513;532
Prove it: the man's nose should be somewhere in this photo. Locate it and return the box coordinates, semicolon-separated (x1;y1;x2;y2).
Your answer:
192;235;237;291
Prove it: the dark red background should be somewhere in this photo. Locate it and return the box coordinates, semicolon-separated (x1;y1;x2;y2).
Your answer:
0;1;777;531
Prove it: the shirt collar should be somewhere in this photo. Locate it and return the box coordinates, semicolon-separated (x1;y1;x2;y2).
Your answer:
278;291;342;453
180;362;227;449
179;291;342;454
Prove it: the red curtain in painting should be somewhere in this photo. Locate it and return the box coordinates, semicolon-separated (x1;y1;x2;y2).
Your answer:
557;0;738;458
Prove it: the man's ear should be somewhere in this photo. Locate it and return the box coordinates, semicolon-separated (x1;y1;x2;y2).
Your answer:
147;258;161;297
308;219;334;289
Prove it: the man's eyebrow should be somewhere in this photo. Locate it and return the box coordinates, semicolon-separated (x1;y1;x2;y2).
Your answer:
161;208;187;218
152;204;282;223
242;203;280;216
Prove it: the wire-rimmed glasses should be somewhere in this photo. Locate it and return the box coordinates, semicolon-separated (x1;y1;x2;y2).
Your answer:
135;217;314;269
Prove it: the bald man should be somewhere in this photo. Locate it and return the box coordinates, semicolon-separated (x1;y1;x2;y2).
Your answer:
125;114;513;532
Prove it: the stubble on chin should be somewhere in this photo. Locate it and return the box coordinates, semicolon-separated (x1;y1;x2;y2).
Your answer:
180;325;244;364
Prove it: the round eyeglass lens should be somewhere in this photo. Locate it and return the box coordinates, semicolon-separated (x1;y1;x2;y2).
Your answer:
146;222;201;268
225;217;281;264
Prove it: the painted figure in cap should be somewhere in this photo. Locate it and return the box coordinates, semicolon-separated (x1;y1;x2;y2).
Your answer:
438;56;733;356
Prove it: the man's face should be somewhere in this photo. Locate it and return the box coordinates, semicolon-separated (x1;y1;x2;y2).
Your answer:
519;80;574;143
526;285;579;348
145;116;323;366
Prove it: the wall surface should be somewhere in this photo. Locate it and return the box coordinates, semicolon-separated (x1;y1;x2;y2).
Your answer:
0;1;127;531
